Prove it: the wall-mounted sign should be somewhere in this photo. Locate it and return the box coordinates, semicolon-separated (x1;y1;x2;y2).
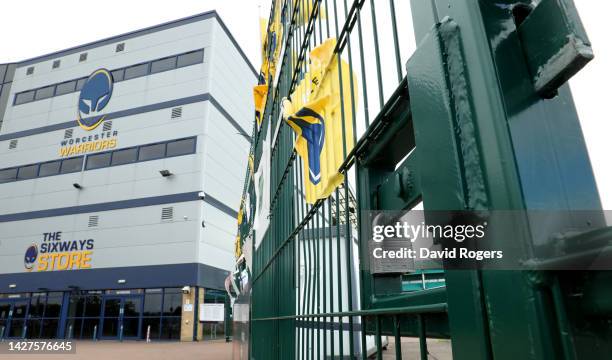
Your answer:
57;68;119;157
23;231;95;272
199;303;225;322
78;69;114;131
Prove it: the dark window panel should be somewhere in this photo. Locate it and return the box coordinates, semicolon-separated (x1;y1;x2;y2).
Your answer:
60;157;83;174
17;164;39;179
160;317;180;340
166;138;196;157
40;318;59;338
111;69;124;82
141;317;161;340
111;147;138;166
44;296;62;318
162;292;182;317
39;161;61;177
84;296;102;317
138;143;165;161
55;81;76;96
86;152;111;170
81;318;100;339
151;57;177;74
28;295;46;318
177;50;204;68
35;86;55;100
15;91;35;105
124;63;149;80
0;168;17;183
75;78;87;91
26;319;43;339
68;295;86;318
143;294;162;317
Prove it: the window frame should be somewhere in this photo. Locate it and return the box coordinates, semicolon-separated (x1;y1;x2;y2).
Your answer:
150;56;178;74
38;160;62;178
60;156;84;174
137;142;167;162
165;137;197;158
176;49;204;68
17;164;40;180
123;62;150;80
110;146;138;167
85;151;112;170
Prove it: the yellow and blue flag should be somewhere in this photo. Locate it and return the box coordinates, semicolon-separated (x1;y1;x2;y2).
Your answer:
253;84;268;128
283;38;357;204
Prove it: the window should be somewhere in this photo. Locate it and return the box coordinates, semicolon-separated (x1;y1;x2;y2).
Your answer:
75;78;87;91
162;291;182;317
124;63;148;80
86;152;111;170
26;66;35;75
0;168;17;183
111;147;137;166
56;81;76;96
17;164;39;180
39;161;61;177
116;43;125;52
151;57;177;74
52;60;61;69
79;53;88;62
166;138;195;157
60;157;83;173
15;91;35;105
138;143;165;161
177;50;204;68
111;69;124;82
35;86;55;100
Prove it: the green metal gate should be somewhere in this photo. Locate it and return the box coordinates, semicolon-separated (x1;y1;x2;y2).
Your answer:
236;0;611;359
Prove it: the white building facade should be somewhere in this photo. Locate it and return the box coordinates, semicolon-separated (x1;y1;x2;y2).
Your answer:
0;11;254;341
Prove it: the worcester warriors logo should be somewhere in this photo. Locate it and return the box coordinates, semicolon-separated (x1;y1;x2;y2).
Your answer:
24;244;38;271
77;69;113;131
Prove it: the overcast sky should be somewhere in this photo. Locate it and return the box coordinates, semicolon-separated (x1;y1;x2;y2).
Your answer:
0;1;610;209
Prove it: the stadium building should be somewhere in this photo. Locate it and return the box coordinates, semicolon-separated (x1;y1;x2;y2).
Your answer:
0;11;254;341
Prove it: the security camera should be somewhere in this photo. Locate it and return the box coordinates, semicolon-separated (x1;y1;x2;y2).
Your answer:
198;192;205;200
181;286;191;294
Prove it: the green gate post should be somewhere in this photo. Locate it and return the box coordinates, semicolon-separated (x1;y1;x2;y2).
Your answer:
408;0;604;359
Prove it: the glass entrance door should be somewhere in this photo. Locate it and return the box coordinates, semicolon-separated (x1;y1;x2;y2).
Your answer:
0;299;29;339
101;296;142;340
0;301;12;339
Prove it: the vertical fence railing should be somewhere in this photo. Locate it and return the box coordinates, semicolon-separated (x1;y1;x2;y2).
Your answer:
247;0;446;359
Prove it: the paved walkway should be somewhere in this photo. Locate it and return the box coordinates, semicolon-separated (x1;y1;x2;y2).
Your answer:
2;340;232;360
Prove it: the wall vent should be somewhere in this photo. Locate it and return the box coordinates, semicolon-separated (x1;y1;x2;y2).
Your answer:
116;43;125;52
103;121;112;132
171;107;183;119
52;60;61;69
26;67;34;75
8;139;17;149
161;207;174;221
88;215;99;227
64;129;73;139
79;53;88;62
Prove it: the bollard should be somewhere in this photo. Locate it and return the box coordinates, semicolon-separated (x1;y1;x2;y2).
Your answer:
93;325;98;341
67;324;73;339
22;325;27;339
0;325;4;341
119;324;123;342
146;325;151;343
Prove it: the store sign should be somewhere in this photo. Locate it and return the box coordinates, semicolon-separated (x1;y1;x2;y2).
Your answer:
58;68;119;156
23;231;95;272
